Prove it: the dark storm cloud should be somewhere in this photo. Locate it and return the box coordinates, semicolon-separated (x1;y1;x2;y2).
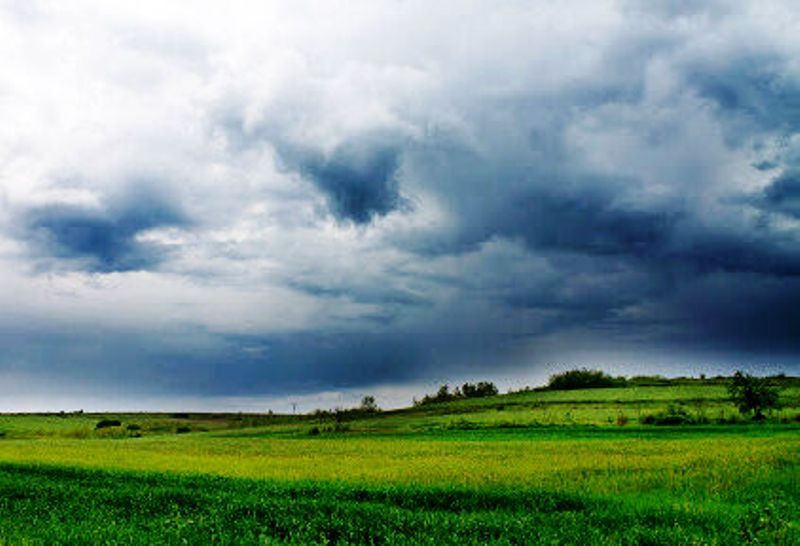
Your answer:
404;146;799;276
762;170;800;218
687;54;800;134
0;326;521;397
215;105;409;224
22;189;187;272
499;185;676;257
654;272;800;354
664;228;800;277
281;140;408;224
217;2;800;372
391;124;800;356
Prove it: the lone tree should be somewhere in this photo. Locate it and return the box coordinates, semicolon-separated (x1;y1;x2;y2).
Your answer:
359;395;380;413
728;371;780;421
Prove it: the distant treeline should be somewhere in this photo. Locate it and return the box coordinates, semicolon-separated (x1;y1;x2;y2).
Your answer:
536;368;800;391
511;368;800;392
414;368;799;406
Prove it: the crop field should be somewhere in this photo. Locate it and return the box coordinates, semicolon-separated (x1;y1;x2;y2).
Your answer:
0;383;798;544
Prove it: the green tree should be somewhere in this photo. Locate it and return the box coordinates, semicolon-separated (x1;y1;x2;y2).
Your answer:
359;395;379;413
728;371;780;420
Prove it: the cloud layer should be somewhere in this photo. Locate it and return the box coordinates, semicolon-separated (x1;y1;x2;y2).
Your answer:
1;1;799;408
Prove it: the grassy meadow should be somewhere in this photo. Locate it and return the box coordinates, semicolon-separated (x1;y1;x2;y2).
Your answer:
0;380;798;543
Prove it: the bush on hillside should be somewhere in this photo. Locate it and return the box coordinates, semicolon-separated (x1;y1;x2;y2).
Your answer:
641;405;699;425
309;396;382;425
546;369;627;390
95;419;121;429
627;375;672;386
414;381;500;406
461;381;499;398
642;403;726;426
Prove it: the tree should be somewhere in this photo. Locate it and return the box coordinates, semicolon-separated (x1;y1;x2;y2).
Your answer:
359;395;380;413
728;371;780;420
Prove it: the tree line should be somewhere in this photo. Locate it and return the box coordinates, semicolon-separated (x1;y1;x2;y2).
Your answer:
413;381;499;406
410;368;788;421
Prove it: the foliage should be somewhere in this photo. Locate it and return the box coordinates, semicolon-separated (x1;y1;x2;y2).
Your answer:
546;368;627;390
627;375;674;386
642;404;704;425
414;381;499;405
728;371;781;420
461;381;499;398
360;395;380;413
94;419;121;429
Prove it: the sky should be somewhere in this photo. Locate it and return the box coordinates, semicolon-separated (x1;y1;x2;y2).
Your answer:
1;0;799;411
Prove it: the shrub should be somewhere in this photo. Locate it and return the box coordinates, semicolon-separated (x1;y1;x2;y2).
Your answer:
318;423;350;434
714;410;741;425
126;424;141;431
616;413;629;426
95;419;121;429
641;405;697;425
546;369;627;390
628;375;671;387
447;419;479;430
312;409;333;420
175;426;191;434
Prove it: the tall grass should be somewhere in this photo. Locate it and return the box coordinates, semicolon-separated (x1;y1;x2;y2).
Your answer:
0;463;795;544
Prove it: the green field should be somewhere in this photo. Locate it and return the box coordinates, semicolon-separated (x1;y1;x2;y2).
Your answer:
0;383;798;544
